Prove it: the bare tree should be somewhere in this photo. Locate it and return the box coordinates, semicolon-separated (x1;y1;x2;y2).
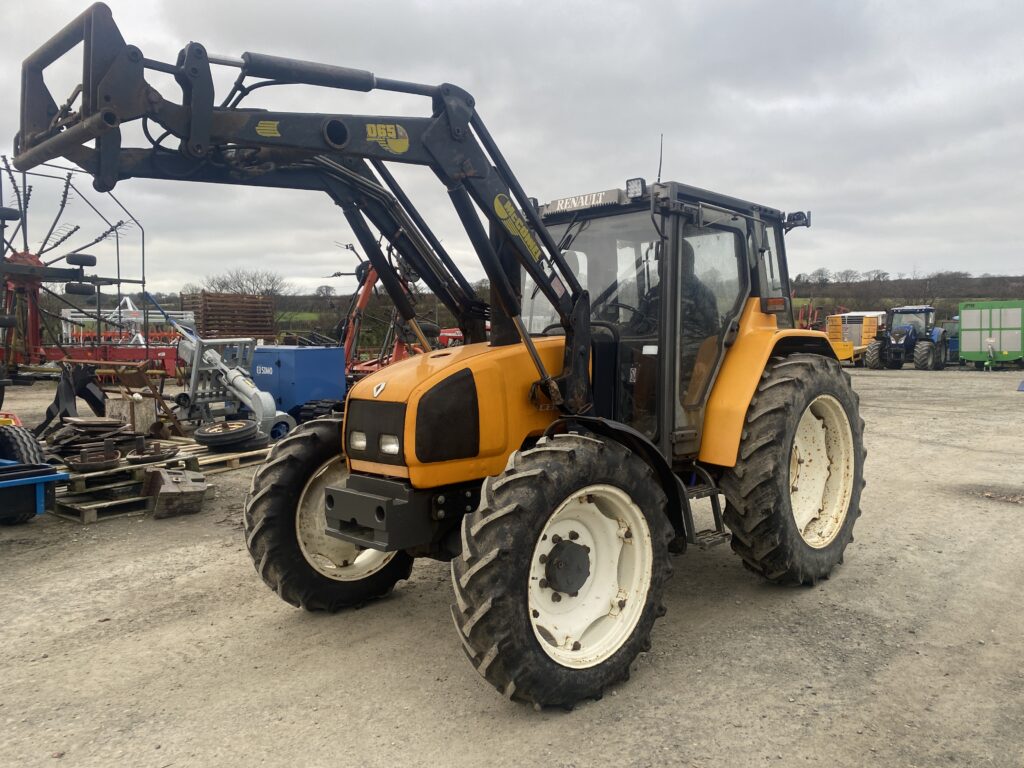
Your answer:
834;269;861;283
203;268;290;296
809;267;832;286
862;269;890;282
314;285;336;298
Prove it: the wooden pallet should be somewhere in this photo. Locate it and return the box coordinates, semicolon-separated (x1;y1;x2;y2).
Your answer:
52;441;269;523
53;494;152;524
180;292;276;341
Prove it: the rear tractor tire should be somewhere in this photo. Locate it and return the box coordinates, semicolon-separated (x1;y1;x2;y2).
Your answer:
914;340;936;370
243;418;412;611
720;354;865;585
931;339;947;370
0;425;47;525
864;341;884;370
451;433;673;708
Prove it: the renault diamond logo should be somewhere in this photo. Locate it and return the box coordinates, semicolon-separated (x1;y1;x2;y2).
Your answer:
372;382;387;398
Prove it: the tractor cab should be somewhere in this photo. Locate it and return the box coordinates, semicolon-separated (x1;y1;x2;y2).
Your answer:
887;306;935;343
526;179;804;458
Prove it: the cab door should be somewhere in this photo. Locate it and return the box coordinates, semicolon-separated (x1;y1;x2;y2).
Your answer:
669;209;751;459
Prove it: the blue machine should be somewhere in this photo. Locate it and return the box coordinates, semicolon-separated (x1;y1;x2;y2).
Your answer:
251;346;347;425
0;459;69;522
866;305;949;370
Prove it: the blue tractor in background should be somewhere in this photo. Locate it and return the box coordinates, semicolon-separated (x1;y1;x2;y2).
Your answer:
865;305;949;370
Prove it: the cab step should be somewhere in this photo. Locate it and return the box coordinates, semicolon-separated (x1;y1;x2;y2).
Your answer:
694;528;731;549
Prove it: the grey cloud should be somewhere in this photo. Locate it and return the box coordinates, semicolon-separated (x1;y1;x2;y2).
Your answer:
1;0;1022;292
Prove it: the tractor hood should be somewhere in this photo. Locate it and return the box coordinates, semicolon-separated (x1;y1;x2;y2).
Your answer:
344;338;566;488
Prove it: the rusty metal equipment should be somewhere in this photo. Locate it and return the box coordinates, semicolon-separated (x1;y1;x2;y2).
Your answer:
142;466;207;518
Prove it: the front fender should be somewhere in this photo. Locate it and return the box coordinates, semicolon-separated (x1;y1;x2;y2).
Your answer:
546;415;686;543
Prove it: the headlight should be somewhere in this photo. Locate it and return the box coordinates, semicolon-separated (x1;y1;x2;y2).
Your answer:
349;431;367;451
380;434;401;455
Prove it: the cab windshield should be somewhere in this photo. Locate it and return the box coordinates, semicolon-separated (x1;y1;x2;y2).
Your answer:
523;211;662;335
891;312;927;332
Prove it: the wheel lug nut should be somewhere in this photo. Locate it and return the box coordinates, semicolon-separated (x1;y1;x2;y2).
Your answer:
618;599;626;609
539;554;547;564
551;592;562;603
539;578;548;589
552;534;563;544
532;609;539;618
571;641;581;651
569;530;579;540
624;529;632;539
569;591;578;598
583;545;590;553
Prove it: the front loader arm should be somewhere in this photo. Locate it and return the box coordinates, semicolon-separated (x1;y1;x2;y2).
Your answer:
14;2;593;413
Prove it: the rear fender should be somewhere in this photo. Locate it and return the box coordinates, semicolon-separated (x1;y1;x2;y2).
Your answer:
699;300;836;468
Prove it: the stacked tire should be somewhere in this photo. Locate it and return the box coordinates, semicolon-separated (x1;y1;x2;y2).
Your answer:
193;420;269;452
0;425;47;525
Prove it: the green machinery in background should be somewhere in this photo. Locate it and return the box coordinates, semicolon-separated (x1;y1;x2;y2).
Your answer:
959;300;1024;369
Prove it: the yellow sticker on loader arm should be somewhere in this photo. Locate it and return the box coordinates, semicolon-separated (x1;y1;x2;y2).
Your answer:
366;123;410;154
494;193;542;261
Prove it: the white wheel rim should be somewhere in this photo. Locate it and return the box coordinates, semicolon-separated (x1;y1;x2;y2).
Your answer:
788;394;855;548
295;459;396;581
528;484;653;669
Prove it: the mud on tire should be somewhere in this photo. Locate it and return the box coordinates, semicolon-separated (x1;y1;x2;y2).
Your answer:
244;418;412;611
451;433;673;708
720;354;866;585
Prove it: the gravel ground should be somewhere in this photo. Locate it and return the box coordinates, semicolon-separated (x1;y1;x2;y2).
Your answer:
1;367;1023;768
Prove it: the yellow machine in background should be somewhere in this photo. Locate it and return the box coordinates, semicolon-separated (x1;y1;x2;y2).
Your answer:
827;311;885;365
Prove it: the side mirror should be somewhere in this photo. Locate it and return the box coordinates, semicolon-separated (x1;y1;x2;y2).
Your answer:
784;211;811;231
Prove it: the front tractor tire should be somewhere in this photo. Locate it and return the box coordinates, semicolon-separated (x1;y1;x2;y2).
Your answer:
864;341;884;370
451;434;673;708
244;418;412;611
721;354;865;586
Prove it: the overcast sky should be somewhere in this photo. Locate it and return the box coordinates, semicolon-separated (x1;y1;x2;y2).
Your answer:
1;0;1022;294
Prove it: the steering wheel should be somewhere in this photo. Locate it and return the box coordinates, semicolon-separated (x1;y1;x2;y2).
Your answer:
605;301;641;319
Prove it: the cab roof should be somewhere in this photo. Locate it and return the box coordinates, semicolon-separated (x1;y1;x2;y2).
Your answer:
539;181;785;224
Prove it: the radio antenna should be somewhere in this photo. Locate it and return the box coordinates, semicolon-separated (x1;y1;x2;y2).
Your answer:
656;133;664;184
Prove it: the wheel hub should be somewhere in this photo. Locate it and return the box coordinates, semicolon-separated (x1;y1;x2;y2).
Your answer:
528;484;654;669
544;538;591;595
295;458;395;581
789;394;855;548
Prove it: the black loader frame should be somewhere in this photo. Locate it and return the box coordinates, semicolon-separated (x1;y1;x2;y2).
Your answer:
14;3;592;414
